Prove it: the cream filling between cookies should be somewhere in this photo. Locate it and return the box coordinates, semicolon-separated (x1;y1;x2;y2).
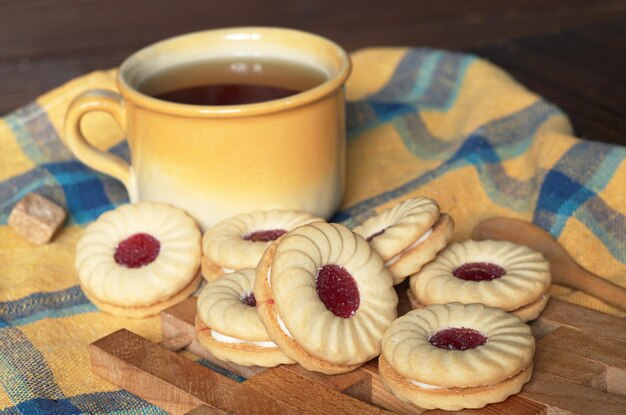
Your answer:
407;362;523;391
409;380;448;390
385;228;433;266
266;266;294;339
210;330;278;348
221;267;235;273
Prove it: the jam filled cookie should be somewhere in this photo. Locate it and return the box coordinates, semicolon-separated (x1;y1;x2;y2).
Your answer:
380;303;535;410
255;222;398;374
196;268;294;367
75;202;202;318
201;210;323;281
353;197;454;285
409;239;551;322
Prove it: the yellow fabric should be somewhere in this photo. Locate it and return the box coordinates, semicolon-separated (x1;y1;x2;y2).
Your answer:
0;47;624;412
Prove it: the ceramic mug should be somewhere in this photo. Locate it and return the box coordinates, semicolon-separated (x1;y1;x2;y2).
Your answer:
64;27;350;230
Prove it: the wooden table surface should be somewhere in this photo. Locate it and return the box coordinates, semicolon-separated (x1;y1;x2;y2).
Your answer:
1;0;624;145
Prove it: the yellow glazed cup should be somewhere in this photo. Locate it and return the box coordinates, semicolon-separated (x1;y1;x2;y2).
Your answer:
64;27;350;230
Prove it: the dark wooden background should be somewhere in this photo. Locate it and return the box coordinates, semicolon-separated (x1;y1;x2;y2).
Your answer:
1;0;624;145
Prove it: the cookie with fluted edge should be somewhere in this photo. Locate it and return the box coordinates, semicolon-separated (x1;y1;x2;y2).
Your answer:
76;202;202;318
353;197;454;285
380;303;535;411
196;268;294;367
201;210;323;281
409;239;551;322
254;222;398;374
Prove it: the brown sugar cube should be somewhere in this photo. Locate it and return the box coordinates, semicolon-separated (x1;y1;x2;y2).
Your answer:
8;193;67;245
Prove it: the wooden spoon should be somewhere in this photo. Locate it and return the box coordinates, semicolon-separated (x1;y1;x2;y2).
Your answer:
472;217;626;311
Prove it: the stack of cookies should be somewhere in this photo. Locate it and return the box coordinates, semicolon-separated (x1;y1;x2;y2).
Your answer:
75;196;551;410
199;216;399;373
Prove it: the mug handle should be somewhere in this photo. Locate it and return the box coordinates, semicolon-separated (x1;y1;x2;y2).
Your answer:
64;89;133;195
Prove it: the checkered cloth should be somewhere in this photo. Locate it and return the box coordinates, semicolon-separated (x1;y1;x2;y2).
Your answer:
1;47;624;414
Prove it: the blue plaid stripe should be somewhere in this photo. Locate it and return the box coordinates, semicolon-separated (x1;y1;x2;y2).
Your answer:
335;100;562;225
346;49;474;139
68;390;167;415
0;312;163;414
5;103;74;165
44;161;120;224
1;103;129;225
535;141;620;233
0;161;74;222
0;327;81;412
0;286;95;328
12;398;81;415
372;49;443;103
418;52;474;109
534;141;626;259
370;49;473;108
0;390;167;415
575;196;626;263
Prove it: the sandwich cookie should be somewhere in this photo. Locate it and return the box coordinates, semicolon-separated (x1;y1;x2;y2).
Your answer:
255;222;398;374
380;303;535;410
201;210;323;281
353;197;454;285
75;202;202;318
196;268;294;367
409;239;551;322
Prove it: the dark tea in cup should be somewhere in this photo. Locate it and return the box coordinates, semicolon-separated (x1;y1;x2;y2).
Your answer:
139;57;328;106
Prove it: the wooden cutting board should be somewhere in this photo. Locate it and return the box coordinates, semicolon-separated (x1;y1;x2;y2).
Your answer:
89;289;626;415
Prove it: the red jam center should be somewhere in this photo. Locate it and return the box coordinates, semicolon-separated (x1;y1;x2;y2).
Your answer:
114;233;161;268
366;229;386;242
244;229;287;242
429;327;487;350
316;265;360;318
453;262;506;281
241;292;256;307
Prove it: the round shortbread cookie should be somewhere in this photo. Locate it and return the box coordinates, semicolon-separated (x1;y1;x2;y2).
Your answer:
76;202;202;317
380;303;534;410
410;239;550;320
255;222;398;374
201;210;323;280
353;198;454;285
196;269;294;367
